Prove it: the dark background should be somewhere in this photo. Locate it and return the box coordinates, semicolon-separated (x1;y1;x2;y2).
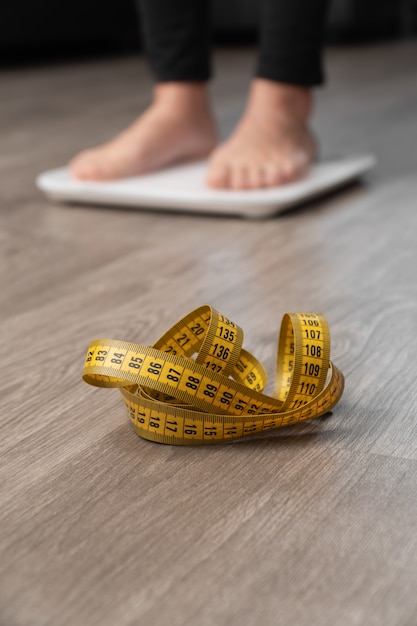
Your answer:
1;0;416;65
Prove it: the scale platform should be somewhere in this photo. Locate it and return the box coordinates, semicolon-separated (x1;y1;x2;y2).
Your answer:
36;155;376;219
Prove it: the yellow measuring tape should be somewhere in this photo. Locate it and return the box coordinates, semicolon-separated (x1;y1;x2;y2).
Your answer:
82;305;344;445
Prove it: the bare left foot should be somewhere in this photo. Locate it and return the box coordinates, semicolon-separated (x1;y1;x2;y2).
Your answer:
70;83;218;181
207;79;317;190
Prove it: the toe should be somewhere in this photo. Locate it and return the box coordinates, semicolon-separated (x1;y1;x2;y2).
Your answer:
282;151;310;183
70;152;107;181
263;152;309;188
230;165;250;190
247;166;265;189
206;162;230;189
69;154;89;180
280;161;299;184
263;163;285;188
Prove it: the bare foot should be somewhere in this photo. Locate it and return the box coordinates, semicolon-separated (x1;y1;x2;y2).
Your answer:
70;83;218;180
207;79;317;190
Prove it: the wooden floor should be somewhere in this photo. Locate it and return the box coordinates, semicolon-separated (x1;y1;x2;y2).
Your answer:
2;42;417;626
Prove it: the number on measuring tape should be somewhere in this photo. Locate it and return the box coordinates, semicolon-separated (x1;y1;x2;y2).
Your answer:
82;305;344;445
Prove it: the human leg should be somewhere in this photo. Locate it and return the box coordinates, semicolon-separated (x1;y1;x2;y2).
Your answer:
207;0;330;189
70;0;217;180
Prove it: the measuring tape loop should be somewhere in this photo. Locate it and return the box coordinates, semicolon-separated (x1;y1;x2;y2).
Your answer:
82;305;344;445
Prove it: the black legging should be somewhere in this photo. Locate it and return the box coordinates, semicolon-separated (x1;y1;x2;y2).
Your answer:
137;0;330;86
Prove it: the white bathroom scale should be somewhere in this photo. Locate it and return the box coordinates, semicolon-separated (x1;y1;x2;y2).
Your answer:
36;155;376;219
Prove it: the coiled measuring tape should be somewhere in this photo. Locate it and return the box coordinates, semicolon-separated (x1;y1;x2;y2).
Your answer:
82;305;344;445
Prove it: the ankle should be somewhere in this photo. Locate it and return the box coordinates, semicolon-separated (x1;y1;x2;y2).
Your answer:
153;82;211;116
245;78;313;121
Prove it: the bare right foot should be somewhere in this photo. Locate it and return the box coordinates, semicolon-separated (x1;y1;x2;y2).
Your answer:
70;83;218;181
207;80;316;190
